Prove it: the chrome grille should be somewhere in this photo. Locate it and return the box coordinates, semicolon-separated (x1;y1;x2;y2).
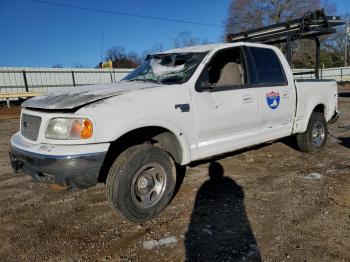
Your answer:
21;113;42;141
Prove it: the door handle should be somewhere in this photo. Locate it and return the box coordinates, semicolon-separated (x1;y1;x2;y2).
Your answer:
283;92;290;98
242;95;253;103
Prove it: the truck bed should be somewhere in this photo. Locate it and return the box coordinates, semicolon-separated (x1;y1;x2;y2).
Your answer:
293;79;338;134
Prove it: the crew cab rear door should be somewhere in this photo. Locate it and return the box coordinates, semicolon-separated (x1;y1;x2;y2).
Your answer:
244;46;296;140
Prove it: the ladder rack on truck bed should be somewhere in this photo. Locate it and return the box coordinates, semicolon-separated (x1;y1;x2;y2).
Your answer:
226;9;344;79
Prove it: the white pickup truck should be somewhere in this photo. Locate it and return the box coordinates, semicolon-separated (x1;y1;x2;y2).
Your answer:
10;43;338;222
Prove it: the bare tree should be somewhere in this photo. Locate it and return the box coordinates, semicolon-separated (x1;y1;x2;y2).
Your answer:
225;0;266;35
142;43;165;61
201;38;212;45
148;43;164;53
105;46;126;61
266;0;320;24
172;31;200;48
126;51;142;65
321;12;350;67
225;0;317;67
51;63;63;68
224;0;338;67
104;46;140;68
225;0;335;34
72;63;88;68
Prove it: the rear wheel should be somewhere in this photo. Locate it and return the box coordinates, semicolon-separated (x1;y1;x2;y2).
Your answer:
106;145;176;223
296;111;328;152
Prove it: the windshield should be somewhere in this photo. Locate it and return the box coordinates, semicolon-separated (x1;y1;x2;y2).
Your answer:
122;52;207;84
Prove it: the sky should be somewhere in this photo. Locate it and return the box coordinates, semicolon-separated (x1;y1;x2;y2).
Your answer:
0;0;349;68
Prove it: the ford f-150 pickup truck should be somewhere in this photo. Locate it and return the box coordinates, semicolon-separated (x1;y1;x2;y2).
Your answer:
10;42;339;222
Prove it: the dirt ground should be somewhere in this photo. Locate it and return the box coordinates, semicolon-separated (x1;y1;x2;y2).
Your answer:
0;87;349;262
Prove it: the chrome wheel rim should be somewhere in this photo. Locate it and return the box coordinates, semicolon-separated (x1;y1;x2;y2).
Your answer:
312;121;325;146
131;163;167;208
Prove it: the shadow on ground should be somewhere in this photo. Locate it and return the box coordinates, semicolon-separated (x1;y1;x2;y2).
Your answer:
185;162;261;261
338;92;350;98
337;136;350;149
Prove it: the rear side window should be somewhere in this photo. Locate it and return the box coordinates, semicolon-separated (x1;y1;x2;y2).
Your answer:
246;47;286;85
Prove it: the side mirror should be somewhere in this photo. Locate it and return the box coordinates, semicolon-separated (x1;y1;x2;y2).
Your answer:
195;65;214;92
202;83;214;92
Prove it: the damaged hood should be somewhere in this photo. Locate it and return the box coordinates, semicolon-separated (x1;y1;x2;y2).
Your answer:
22;81;160;110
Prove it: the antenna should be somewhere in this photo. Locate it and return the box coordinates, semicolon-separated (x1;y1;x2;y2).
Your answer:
100;30;104;63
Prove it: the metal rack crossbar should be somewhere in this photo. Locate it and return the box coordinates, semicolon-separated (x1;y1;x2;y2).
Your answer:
226;9;345;79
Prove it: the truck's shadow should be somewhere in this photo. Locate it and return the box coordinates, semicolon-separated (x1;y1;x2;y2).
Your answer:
338;91;350;98
337;136;350;149
184;162;261;261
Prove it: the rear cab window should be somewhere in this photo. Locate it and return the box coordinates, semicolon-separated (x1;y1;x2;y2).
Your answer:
245;47;287;86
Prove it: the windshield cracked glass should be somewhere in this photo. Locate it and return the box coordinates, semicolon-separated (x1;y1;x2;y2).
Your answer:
122;52;207;84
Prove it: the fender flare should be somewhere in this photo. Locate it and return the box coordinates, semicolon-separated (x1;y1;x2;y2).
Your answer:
109;119;194;165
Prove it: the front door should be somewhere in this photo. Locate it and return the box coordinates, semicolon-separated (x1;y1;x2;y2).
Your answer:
191;47;260;159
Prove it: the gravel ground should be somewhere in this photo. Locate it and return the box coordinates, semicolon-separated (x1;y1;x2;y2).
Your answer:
0;87;349;262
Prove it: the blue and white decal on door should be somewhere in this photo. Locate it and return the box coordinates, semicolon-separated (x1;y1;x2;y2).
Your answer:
266;91;280;109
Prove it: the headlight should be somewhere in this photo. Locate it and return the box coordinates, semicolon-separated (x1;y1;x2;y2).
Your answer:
46;118;93;140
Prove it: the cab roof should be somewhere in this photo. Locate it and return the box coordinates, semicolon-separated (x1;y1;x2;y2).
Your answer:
156;42;277;55
157;43;235;54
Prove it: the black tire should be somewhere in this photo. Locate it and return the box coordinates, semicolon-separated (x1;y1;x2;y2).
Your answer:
296;111;328;152
106;144;176;223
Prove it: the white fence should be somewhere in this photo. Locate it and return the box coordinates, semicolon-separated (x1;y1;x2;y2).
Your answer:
293;67;350;82
1;66;350;96
0;67;133;94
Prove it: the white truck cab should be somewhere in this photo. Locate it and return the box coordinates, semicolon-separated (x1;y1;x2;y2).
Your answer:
10;42;339;222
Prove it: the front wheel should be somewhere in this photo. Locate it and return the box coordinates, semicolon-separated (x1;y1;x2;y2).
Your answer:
106;145;176;223
296;111;328;152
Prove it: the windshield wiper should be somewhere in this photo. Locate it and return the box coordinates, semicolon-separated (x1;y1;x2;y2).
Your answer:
128;78;162;84
160;76;184;84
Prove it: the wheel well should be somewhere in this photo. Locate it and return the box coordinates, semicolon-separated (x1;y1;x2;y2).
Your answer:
97;127;183;183
313;104;325;115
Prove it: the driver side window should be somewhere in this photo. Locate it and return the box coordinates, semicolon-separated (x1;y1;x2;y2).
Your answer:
207;47;246;87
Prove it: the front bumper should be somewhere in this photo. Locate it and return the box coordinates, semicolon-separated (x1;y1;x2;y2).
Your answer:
10;133;108;190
